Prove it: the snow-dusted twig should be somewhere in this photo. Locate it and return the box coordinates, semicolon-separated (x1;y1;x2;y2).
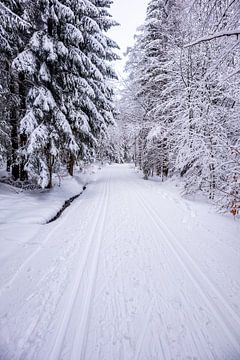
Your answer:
184;29;240;48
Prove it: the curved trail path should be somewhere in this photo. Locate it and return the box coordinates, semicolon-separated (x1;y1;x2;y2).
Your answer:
0;164;240;360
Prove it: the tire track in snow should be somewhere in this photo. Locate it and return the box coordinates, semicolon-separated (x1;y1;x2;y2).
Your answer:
48;176;110;360
133;184;240;356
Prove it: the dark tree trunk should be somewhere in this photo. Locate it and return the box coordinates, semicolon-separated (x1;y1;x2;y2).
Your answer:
10;115;20;180
20;132;28;181
67;154;75;176
9;69;20;180
18;72;28;181
47;154;55;189
6;153;11;172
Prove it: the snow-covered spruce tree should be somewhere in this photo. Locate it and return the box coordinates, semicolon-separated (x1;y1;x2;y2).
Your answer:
97;123;124;164
86;0;120;161
12;1;81;188
112;84;141;165
115;108;137;164
138;0;180;111
116;58;148;167
141;0;181;179
12;0;118;188
142;126;170;180
74;0;119;172
122;31;151;169
0;1;31;179
55;0;119;176
124;0;180;178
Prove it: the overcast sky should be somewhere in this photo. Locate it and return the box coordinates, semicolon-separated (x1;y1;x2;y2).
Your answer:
109;0;148;77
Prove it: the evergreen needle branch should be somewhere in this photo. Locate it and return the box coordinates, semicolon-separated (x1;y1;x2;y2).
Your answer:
0;2;31;28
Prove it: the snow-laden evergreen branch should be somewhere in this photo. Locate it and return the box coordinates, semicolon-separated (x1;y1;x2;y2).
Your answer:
0;2;31;27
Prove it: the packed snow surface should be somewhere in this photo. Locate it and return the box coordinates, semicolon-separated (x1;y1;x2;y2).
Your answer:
0;164;240;360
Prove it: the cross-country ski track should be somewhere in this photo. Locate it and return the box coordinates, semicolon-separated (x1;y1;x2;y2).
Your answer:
0;164;240;360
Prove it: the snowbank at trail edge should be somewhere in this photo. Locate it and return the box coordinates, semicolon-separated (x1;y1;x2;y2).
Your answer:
0;164;100;263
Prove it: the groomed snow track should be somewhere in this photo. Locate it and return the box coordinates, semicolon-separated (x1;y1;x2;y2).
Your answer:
0;164;240;360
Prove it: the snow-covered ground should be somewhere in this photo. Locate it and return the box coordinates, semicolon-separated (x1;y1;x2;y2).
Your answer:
0;165;98;306
0;164;240;359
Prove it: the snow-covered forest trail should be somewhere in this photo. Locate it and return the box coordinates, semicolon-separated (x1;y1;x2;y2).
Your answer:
0;164;240;360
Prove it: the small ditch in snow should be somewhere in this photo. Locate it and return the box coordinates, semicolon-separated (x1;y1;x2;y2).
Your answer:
47;184;87;224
